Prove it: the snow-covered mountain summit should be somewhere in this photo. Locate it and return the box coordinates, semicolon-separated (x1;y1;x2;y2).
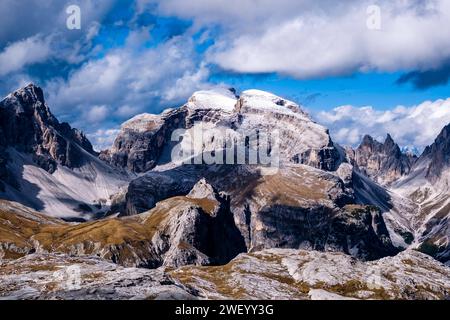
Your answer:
187;88;238;111
101;88;344;173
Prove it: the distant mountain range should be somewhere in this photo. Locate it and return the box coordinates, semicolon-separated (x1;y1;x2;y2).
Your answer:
0;84;449;300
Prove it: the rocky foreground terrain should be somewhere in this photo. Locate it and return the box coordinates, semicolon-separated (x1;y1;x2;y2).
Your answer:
0;84;449;300
0;249;448;300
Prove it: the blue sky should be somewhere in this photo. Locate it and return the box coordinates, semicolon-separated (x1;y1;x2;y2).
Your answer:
1;0;450;150
210;71;450;111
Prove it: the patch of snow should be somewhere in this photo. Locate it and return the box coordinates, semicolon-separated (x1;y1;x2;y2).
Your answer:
240;89;308;119
187;88;237;112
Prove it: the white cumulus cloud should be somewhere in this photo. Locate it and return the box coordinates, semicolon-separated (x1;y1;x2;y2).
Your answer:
0;36;51;76
150;0;450;79
85;105;109;124
47;35;206;111
316;98;450;149
87;128;121;151
45;31;212;135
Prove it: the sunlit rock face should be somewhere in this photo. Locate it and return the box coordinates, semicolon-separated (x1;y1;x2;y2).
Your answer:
2;249;448;300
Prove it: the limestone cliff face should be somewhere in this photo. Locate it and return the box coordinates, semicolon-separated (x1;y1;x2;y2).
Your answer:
116;163;398;261
99;109;187;173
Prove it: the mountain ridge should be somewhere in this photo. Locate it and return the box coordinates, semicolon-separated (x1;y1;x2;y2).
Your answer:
0;83;449;287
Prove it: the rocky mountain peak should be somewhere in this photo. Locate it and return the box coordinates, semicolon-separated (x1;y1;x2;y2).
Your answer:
358;134;382;152
102;88;344;173
360;134;376;145
1;83;57;127
383;134;404;158
9;83;45;104
417;123;450;182
358;134;399;155
349;134;416;186
0;84;96;173
0;84;132;219
385;133;395;144
120;113;165;133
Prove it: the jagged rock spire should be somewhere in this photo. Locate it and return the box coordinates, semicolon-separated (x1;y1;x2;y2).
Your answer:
351;134;416;186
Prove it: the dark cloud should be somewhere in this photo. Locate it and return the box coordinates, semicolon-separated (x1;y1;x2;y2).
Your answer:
396;63;450;90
